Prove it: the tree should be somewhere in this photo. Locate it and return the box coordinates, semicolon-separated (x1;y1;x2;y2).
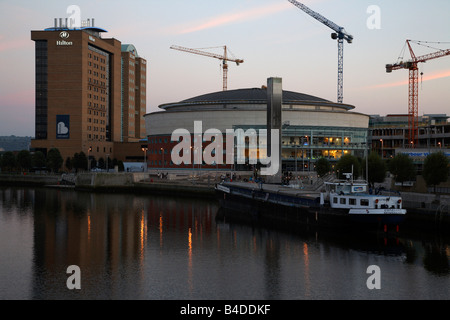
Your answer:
17;150;32;172
32;151;46;169
422;152;450;193
315;157;331;177
117;160;125;172
73;152;88;172
65;157;73;172
367;151;386;185
389;153;416;186
77;152;88;171
336;154;361;180
98;157;105;169
47;148;63;173
1;151;16;172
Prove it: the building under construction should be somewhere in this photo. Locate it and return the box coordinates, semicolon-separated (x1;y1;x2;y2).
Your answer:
370;113;450;171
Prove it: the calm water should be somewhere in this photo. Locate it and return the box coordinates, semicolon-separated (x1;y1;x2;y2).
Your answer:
0;187;449;300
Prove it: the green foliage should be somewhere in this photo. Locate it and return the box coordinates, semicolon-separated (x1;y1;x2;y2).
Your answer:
65;157;73;172
315;157;331;177
336;154;361;179
17;150;32;171
1;151;16;171
117;160;125;172
98;157;105;169
73;152;88;171
47;148;63;173
389;153;416;184
422;152;449;192
32;151;46;169
367;151;386;184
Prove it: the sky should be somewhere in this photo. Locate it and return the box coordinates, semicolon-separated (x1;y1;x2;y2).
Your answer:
1;0;450;137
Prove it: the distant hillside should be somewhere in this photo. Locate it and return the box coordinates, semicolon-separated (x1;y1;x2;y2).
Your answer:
0;136;32;152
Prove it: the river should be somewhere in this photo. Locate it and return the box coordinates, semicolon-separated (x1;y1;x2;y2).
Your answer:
0;187;449;300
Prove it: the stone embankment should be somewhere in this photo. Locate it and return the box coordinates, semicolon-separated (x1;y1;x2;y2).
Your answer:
74;172;217;198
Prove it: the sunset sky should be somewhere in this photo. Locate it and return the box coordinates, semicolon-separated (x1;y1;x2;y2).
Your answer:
1;0;450;136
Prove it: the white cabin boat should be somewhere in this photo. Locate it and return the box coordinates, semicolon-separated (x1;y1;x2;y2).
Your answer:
320;179;406;226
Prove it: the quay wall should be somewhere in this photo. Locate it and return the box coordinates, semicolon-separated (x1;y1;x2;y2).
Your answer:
0;173;59;186
74;172;216;198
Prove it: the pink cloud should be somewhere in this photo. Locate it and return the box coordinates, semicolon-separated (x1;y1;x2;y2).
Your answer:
0;89;34;107
169;2;293;35
369;69;450;89
0;36;31;52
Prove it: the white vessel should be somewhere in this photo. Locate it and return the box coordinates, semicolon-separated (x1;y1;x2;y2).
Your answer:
320;177;406;226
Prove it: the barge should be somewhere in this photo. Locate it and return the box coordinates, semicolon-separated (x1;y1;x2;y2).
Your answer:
215;178;406;233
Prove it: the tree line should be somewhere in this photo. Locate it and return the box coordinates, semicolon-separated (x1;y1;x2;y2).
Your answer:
0;148;124;173
315;151;449;192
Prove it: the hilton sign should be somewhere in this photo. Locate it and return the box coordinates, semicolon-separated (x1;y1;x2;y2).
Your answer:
57;40;73;46
57;31;73;46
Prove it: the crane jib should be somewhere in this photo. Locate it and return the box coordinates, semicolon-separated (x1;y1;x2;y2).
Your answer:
287;0;353;43
288;0;353;104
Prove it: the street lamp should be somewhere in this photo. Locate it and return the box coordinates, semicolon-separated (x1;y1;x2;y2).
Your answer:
160;147;164;169
141;147;148;172
380;139;383;159
88;146;92;171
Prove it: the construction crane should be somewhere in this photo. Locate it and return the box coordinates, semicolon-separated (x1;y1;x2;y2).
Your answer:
287;0;353;104
386;40;450;147
170;45;244;91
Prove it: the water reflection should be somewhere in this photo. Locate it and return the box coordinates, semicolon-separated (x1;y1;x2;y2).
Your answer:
26;188;218;299
0;187;449;300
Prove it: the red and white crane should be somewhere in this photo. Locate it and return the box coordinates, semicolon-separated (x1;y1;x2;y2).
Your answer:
386;40;450;147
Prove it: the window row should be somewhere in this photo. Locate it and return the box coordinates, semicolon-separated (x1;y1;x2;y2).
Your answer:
88;118;106;125
87;126;106;132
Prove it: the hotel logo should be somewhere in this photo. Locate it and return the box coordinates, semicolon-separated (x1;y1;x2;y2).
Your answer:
59;31;70;39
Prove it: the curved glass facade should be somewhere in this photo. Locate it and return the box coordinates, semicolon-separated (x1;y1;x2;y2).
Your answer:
233;125;368;172
281;126;368;171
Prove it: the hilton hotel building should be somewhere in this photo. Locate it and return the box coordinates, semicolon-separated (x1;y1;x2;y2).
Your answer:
31;18;147;164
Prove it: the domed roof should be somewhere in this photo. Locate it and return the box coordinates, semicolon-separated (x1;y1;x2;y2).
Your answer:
180;88;330;104
159;87;354;111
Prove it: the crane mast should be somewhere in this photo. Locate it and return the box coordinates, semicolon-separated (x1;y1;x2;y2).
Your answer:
287;0;353;104
170;45;244;91
386;40;450;147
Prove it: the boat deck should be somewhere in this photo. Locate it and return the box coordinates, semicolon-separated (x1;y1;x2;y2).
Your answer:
221;181;321;200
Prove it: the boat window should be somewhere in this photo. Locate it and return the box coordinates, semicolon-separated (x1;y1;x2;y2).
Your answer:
333;197;338;204
340;198;346;204
349;198;356;205
360;199;369;206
